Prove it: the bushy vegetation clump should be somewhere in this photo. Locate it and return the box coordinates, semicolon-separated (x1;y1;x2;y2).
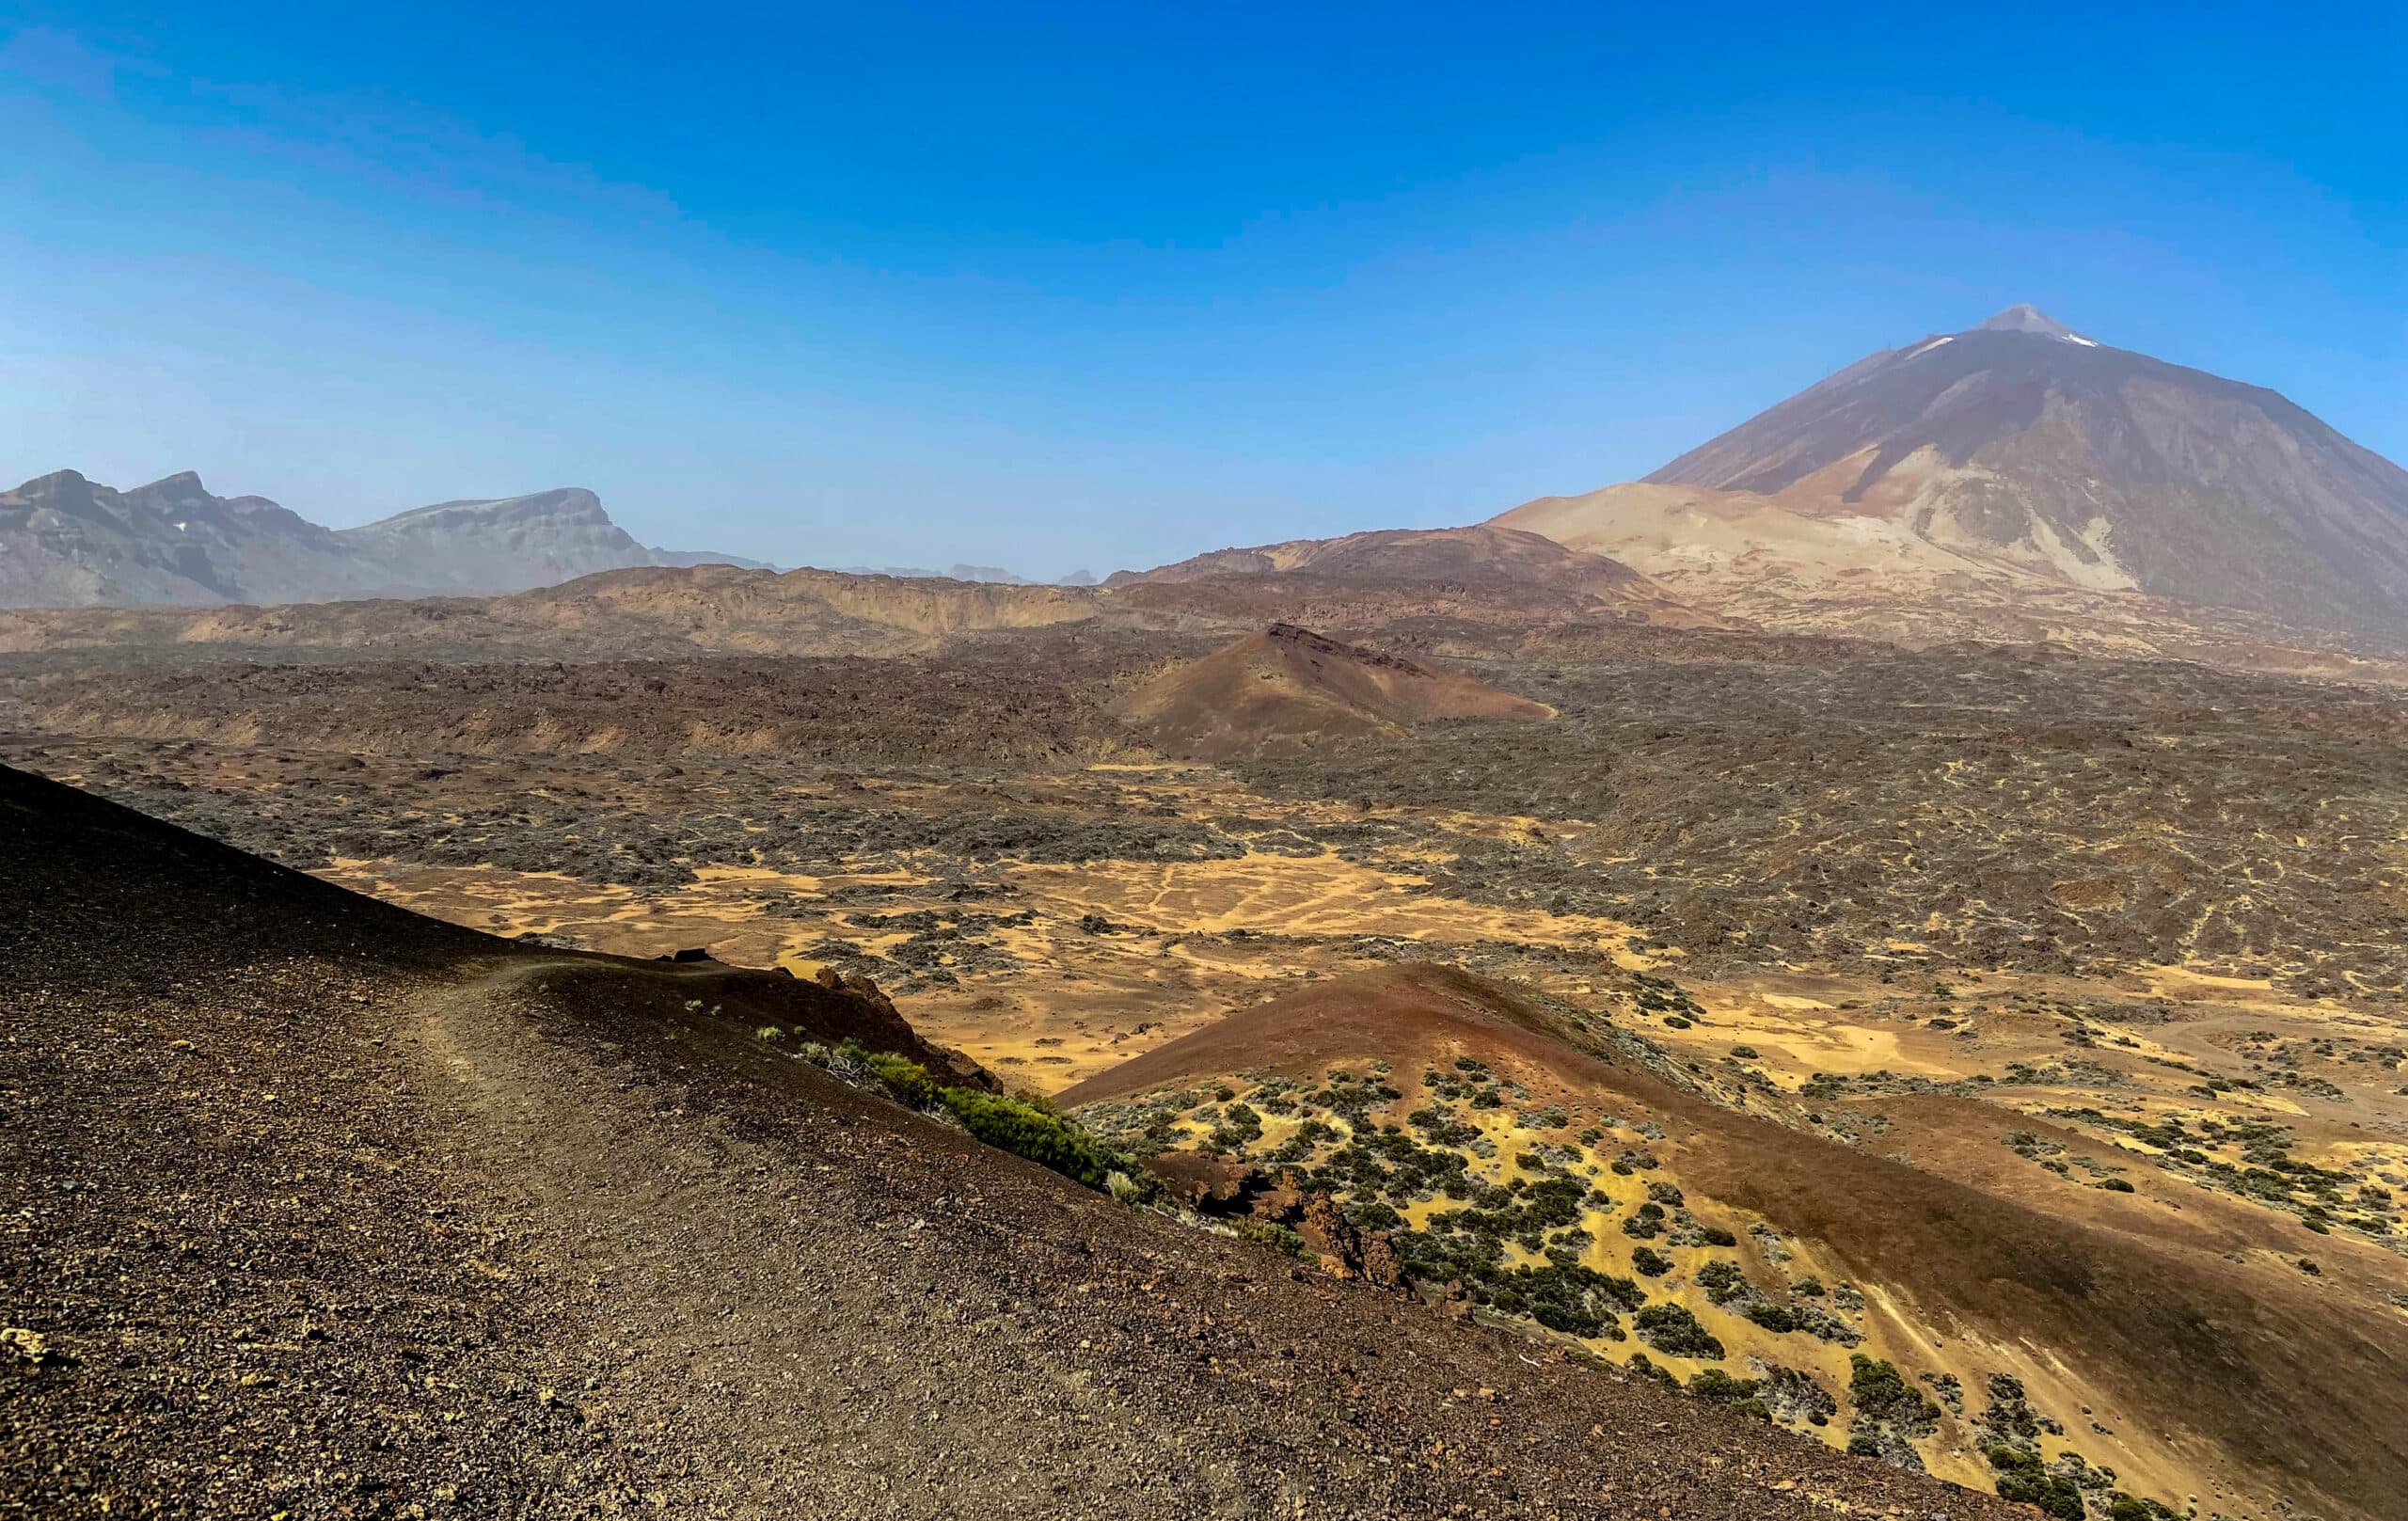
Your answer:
1234;1218;1307;1258
940;1085;1137;1193
863;1049;940;1109
1848;1354;1942;1436
1632;1303;1724;1359
1694;1260;1750;1304
1407;1106;1481;1146
1488;1261;1642;1338
1985;1447;2083;1521
826;1047;1148;1197
1687;1368;1770;1420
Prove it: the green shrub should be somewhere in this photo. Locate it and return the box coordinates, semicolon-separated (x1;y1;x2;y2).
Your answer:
1688;1368;1760;1402
1235;1218;1307;1258
938;1086;1133;1193
864;1051;940;1109
1701;1226;1737;1246
2096;1177;2134;1193
1633;1303;1724;1359
1348;1199;1402;1231
1987;1448;2084;1521
1694;1260;1749;1304
1849;1355;1941;1434
1631;1246;1672;1276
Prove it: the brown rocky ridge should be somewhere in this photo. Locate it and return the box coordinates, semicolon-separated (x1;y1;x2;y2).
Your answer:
1110;622;1554;759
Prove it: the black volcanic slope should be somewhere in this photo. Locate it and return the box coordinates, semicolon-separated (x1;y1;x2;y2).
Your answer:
1648;309;2408;628
0;764;2019;1518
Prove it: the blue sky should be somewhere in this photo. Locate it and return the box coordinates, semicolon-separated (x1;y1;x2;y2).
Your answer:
5;2;2402;577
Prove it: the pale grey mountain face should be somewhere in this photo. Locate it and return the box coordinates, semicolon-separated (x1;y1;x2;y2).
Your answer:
1644;307;2408;629
825;563;1063;584
1973;304;2097;343
0;472;771;608
649;547;779;571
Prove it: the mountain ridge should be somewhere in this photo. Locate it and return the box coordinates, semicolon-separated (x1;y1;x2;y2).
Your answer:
0;468;772;608
1111;622;1553;759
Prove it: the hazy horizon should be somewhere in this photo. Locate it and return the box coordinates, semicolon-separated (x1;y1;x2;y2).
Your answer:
7;3;2402;575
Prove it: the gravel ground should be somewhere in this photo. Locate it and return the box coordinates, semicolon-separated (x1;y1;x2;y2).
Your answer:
2;764;2020;1518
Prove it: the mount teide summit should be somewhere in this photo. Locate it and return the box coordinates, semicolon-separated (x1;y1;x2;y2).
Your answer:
0;469;768;608
1497;307;2408;640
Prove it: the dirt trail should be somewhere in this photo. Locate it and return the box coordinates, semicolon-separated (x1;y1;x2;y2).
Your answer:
402;958;1261;1518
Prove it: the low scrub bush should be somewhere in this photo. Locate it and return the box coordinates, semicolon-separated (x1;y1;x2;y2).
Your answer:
939;1086;1137;1194
1687;1367;1771;1419
1235;1218;1307;1258
864;1051;941;1109
1633;1303;1724;1359
1986;1448;2084;1521
1851;1355;1941;1436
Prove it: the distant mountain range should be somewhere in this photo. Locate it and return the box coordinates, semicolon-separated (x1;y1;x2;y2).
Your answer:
19;304;2406;647
0;470;774;609
832;563;1099;587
